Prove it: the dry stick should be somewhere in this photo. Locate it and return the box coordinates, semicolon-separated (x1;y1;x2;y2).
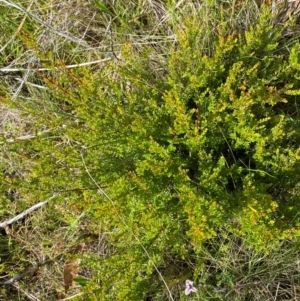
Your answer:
1;194;58;286
274;281;280;300
62;292;84;300
0;58;113;73
80;153;175;301
0;193;57;228
3;264;39;286
12;55;36;101
0;129;52;145
13;77;47;90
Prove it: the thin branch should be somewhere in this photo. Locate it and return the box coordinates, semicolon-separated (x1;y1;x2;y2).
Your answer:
14;77;48;90
0;194;57;228
62;292;84;300
0;129;52;145
3;264;39;286
0;58;113;73
12;56;36;101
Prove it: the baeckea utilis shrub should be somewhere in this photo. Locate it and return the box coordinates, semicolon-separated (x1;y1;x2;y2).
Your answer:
17;8;300;300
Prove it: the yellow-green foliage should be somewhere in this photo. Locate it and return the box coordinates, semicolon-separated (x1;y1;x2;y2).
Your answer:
5;7;300;300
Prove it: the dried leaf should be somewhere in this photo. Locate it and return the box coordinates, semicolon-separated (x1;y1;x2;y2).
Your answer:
63;259;81;293
73;242;85;254
63;243;85;293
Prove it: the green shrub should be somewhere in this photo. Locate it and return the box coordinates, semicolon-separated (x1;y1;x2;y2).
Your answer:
3;3;300;301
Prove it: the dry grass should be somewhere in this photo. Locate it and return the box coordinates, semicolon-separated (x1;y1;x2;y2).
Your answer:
1;205;110;300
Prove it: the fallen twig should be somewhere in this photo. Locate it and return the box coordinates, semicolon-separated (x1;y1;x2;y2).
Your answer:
0;57;113;73
0;129;52;145
0;194;57;228
3;264;39;286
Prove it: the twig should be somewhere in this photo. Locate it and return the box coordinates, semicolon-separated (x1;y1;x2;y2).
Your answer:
62;292;84;300
3;264;39;286
0;129;52;145
0;194;57;228
0;58;113;73
12;56;36;101
3;255;48;287
14;77;47;90
274;281;280;300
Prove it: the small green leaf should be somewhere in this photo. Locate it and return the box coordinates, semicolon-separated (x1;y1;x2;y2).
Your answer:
73;276;90;286
94;0;115;16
